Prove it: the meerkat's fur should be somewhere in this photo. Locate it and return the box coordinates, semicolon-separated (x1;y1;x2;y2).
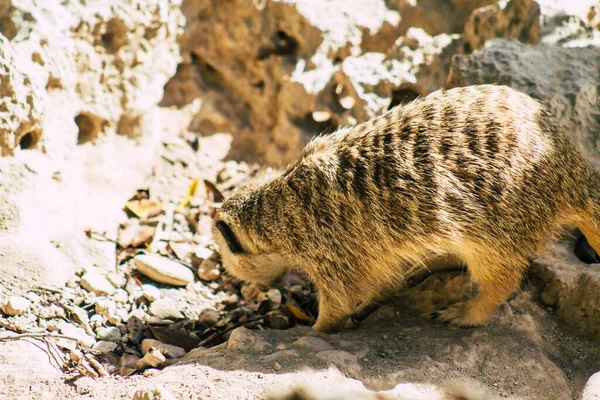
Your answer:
213;84;600;333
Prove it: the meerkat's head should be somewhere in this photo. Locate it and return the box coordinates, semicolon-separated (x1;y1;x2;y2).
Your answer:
212;169;293;288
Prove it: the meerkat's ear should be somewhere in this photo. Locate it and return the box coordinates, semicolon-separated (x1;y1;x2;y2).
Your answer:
216;220;245;254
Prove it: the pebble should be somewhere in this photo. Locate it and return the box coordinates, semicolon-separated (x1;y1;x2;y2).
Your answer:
141;284;161;301
127;316;145;344
96;299;116;317
132;384;177;400
92;340;119;353
194;247;214;261
266;315;289;330
80;270;116;295
134;254;195;286
60;322;96;348
97;326;122;342
581;371;600;400
198;308;219;327
25;292;42;302
274;362;281;371
106;272;126;288
227;327;272;352
112;289;130;303
293;336;332;352
32;303;65;319
2;296;31;316
89;314;103;329
315;350;361;375
141;339;186;359
197;259;220;281
148;298;184;319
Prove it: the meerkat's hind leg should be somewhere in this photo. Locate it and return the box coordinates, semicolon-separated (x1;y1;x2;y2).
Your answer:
312;287;356;333
430;251;527;327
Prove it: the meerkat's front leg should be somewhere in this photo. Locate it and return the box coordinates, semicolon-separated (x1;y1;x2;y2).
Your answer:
312;286;355;333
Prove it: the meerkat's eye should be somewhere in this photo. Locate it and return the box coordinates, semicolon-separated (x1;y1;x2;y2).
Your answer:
216;220;245;254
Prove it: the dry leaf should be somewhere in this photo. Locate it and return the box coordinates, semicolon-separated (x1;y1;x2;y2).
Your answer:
118;222;156;248
148;325;200;352
283;304;315;324
203;179;224;203
179;178;200;208
125;199;164;219
118;353;140;377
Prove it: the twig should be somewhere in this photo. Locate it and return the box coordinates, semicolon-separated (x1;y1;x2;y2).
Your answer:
0;332;80;342
85;354;109;378
197;316;266;348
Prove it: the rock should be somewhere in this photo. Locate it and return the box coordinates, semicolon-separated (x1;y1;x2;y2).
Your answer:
273;362;281;371
581;371;600;400
134;254;195;286
112;289;130;303
141;284;162;302
106;272;126;289
532;241;600;340
197;259;220;281
127;316;145;345
80;270;116;296
92;340;119;353
60;323;96;348
315;350;361;376
463;0;541;51
2;296;31;316
132;384;177;400
445;39;600;170
96;327;122;342
293;336;332;352
136;347;167;369
141;339;186;359
148;298;184;320
198;308;219;327
227;327;272;352
95;299;117;318
266;315;290;330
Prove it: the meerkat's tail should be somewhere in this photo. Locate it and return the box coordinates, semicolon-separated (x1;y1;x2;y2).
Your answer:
575;171;600;257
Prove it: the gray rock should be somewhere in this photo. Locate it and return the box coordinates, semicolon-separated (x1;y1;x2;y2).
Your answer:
134;254;195;286
227;327;272;352
315;350;361;376
293;336;332;352
96;326;122;342
148;298;184;320
92;340;119;353
198;308;219;327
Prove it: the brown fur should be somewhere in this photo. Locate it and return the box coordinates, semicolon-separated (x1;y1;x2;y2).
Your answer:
212;84;600;333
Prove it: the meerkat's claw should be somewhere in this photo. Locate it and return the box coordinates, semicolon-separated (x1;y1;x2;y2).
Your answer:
430;302;489;327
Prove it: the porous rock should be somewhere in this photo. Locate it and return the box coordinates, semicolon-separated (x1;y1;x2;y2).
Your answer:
134;254;195;287
227;327;272;353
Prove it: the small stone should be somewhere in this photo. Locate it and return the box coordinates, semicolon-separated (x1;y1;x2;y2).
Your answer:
266;315;289;330
132;384;177;400
198;308;219;327
197;259;220;281
312;110;331;122
142;368;160;377
581;371;600;400
96;326;121;342
74;377;95;395
134;254;195;286
32;303;65;319
60;323;96;348
136;347;167;369
266;289;282;305
315;350;361;375
127;316;145;344
89;314;103;329
273;362;281;371
112;289;129;303
141;339;186;359
276;344;287;351
106;272;126;288
141;284;161;301
293;336;332;352
194;247;214;261
92;340;118;353
95;299;116;317
339;96;356;109
2;296;31;316
227;327;272;352
148;298;184;319
25;292;42;302
80;270;116;296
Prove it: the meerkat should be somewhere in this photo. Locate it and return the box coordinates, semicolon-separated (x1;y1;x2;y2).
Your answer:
212;84;600;333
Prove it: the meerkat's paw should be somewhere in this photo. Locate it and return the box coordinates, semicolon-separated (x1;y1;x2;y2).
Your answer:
430;301;490;327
